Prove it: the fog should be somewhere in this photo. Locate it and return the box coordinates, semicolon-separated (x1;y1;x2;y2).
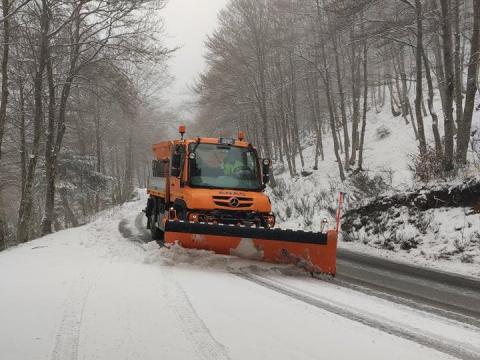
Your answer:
163;0;229;110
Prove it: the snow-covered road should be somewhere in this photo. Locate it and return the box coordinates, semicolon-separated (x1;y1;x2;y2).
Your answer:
1;196;479;360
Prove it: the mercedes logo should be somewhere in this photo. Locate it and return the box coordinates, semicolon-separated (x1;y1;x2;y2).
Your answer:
229;197;240;207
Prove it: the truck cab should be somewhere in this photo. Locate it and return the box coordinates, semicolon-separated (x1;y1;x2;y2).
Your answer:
146;128;275;239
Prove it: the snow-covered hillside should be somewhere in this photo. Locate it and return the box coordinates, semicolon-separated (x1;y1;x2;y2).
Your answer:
2;194;479;360
269;93;480;277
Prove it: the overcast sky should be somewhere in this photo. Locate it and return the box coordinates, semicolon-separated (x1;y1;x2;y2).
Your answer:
162;0;228;111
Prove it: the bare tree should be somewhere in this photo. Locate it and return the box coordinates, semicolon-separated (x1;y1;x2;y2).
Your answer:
439;0;456;171
457;0;480;164
17;0;50;243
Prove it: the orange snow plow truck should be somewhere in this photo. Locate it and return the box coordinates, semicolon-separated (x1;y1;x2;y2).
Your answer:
145;126;338;275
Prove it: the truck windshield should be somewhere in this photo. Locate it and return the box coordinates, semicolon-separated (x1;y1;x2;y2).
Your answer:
189;143;261;190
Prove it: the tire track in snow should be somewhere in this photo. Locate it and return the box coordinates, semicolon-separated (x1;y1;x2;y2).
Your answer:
334;274;480;329
118;218;148;251
232;270;480;360
118;213;152;245
133;212;152;243
50;264;103;360
119;216;229;359
51;215;146;360
160;266;231;360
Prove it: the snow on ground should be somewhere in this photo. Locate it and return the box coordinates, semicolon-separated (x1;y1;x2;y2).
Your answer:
268;92;480;278
344;205;480;278
1;193;479;360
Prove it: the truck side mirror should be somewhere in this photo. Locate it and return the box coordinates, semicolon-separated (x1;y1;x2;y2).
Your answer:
262;158;271;184
171;153;182;177
152;160;158;177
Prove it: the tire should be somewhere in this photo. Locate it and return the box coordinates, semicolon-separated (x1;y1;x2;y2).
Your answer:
174;205;188;221
149;215;164;241
152;227;164;242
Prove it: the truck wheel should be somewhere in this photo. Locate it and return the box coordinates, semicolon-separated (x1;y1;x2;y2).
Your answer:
174;206;188;221
152;227;164;242
149;215;164;241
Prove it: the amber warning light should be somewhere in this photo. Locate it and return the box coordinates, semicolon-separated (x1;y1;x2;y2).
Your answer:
179;125;186;139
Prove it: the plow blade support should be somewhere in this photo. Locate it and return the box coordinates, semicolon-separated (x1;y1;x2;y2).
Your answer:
164;221;337;275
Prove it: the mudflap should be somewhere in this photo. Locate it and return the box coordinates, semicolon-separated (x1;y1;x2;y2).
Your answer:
164;220;337;275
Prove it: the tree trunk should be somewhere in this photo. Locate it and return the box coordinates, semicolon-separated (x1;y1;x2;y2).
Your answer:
59;187;78;228
422;49;443;157
0;0;10;159
289;52;304;168
398;48;419;139
95;100;102;212
42;4;82;235
333;101;343;154
381;79;386;107
41;52;57;236
406;100;419;138
421;98;428;117
414;0;427;155
432;32;448;113
315;0;345;179
255;44;276;186
332;32;350;170
284;89;297;174
312;59;325;164
456;0;480;164
18;82;26;193
124;134;134;202
387;74;402;116
277;73;294;176
17;0;49;243
272;106;283;163
454;0;464;129
349;25;361;166
358;34;368;170
325;77;346;181
392;53;410;127
305;75;320;164
74;114;87;155
439;0;456;171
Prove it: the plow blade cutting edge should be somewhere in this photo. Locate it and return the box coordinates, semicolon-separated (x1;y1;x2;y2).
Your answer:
164;220;337;275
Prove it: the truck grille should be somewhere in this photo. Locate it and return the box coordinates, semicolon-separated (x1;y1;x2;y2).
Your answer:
213;196;253;208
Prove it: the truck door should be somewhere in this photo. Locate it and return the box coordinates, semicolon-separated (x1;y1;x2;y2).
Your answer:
170;144;186;203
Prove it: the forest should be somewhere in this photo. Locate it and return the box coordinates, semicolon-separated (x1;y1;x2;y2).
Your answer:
194;0;480;185
1;0;480;250
0;0;173;249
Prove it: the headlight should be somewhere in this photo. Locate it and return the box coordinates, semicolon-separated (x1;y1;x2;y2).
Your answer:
188;212;199;222
265;213;276;228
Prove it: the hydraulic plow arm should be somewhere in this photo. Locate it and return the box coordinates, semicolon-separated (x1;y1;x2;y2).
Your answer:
164;220;337;275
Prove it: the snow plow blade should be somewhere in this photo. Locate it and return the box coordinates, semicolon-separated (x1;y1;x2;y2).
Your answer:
164;220;337;275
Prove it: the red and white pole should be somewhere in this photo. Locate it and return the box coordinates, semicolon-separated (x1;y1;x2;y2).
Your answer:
335;192;345;233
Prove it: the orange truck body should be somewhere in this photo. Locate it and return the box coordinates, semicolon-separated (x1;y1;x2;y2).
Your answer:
145;130;337;275
148;138;271;215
